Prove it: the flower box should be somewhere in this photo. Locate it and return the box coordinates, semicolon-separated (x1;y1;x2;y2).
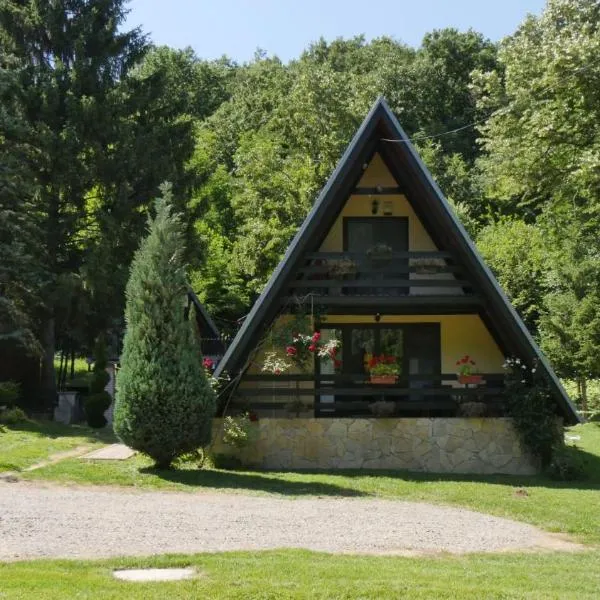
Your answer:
458;374;483;385
370;375;398;385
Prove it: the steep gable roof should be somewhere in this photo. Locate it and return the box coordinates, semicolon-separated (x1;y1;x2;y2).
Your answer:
187;288;226;356
214;97;581;424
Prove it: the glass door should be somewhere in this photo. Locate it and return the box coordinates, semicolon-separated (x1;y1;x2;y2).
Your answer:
344;217;409;295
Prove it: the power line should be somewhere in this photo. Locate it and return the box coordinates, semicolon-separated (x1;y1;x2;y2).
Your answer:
382;62;599;145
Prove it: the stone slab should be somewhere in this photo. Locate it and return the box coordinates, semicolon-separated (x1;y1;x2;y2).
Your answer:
112;568;196;582
81;444;134;460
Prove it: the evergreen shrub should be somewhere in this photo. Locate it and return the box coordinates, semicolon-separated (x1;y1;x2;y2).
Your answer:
83;335;112;428
114;185;215;468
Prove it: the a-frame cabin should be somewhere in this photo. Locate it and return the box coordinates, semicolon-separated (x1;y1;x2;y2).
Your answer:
212;98;580;474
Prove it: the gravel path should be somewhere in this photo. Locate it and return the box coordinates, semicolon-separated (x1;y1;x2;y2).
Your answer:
0;481;581;561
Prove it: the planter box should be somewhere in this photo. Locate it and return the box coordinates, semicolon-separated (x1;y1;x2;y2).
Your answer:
370;375;398;385
458;374;483;385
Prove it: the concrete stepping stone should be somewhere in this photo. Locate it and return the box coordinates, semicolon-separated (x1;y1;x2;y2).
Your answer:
81;444;134;460
112;568;196;582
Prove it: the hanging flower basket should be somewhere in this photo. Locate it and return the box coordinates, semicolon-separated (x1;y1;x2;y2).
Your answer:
458;374;483;385
370;375;398;385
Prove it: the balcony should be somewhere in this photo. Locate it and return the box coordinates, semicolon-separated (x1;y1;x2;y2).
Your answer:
236;373;505;418
284;252;481;309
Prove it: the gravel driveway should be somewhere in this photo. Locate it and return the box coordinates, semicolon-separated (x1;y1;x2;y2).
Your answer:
0;481;581;561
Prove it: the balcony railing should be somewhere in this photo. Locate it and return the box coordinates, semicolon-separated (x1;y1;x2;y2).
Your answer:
285;252;480;306
234;373;505;417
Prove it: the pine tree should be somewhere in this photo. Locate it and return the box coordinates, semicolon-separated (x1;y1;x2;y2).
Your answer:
0;51;43;356
114;184;215;468
0;0;147;407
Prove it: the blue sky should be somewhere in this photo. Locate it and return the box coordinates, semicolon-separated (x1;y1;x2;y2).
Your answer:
124;0;546;63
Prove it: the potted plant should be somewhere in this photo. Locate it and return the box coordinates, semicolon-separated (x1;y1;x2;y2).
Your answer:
286;398;310;417
366;243;393;262
410;257;446;274
367;354;400;384
329;257;358;279
456;355;483;385
263;330;341;374
369;400;396;417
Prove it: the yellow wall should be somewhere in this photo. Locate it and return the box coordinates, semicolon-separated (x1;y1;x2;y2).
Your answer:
322;314;505;373
319;153;437;252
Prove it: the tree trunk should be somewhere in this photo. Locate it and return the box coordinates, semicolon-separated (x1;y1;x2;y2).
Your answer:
579;377;589;413
70;347;75;380
40;317;56;412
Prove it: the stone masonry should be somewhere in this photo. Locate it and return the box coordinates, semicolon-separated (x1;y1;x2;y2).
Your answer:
211;418;538;475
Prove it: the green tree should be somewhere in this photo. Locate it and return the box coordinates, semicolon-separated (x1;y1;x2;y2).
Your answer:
538;220;600;412
476;220;548;333
114;185;215;468
0;51;43;356
476;0;600;217
0;0;147;406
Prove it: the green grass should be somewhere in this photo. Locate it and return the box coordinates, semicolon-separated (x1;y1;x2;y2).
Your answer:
53;355;93;388
17;422;600;545
1;549;600;599
3;422;600;598
0;420;114;472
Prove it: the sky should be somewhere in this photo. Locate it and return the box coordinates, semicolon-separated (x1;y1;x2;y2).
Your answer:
124;0;547;63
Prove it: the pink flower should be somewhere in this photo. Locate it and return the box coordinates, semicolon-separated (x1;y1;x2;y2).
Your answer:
203;357;214;369
308;344;317;352
312;331;321;342
286;345;297;356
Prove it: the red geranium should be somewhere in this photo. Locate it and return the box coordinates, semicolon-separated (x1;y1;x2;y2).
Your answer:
203;357;214;370
367;354;400;376
286;345;297;356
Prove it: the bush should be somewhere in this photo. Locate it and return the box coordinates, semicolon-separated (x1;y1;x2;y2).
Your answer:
222;413;257;449
114;186;215;468
83;392;111;428
0;406;28;425
504;358;563;467
83;335;112;428
546;446;584;481
209;453;243;470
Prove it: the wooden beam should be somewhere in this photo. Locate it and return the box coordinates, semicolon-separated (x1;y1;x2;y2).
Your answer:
352;186;404;195
288;279;474;288
281;295;483;308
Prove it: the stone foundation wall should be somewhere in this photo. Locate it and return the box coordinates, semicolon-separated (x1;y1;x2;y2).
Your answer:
211;418;538;475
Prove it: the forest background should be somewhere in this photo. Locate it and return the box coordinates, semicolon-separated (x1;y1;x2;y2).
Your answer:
1;0;599;412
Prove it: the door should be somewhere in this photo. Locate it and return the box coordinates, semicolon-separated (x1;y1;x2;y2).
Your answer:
344;217;409;295
403;324;441;403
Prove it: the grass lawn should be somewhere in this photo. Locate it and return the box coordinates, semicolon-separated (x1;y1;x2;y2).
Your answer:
1;549;600;599
0;420;114;472
13;421;600;545
2;420;600;598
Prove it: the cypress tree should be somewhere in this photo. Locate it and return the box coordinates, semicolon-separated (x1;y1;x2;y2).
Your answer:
114;184;215;468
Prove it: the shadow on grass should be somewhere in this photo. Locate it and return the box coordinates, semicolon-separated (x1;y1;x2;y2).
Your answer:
140;466;368;497
6;419;117;445
297;445;600;492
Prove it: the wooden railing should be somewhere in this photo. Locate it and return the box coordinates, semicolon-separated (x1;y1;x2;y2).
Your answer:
234;373;506;417
285;252;479;305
